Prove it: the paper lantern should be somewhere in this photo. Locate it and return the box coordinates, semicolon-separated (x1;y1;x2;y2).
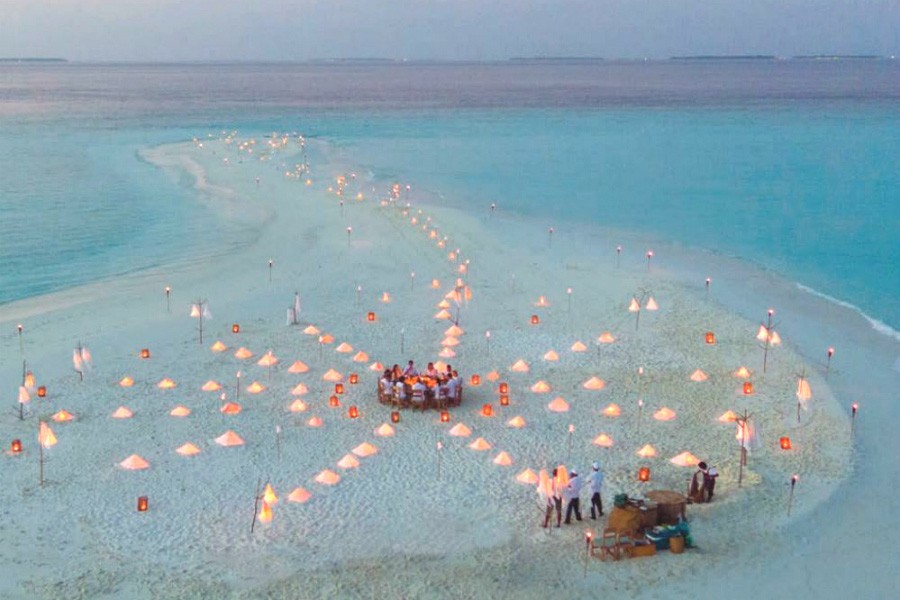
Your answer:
23;372;35;390
592;434;613;447
215;431;244;446
234;347;253;359
797;378;812;401
499;395;509;406
176;443;201;456
119;454;149;470
705;332;716;345
469;437;491;451
137;496;149;512
482;404;493;417
543;350;559;362
530;315;540;325
449;423;471;437
628;298;640;313
232;323;240;333
140;348;150;359
210;341;227;352
431;278;441;289
335;383;345;395
348;406;359;419
338;454;360;469
307;416;323;427
381;292;391;303
367;311;376;322
257;501;273;524
530;380;551;393
780;436;792;450
718;410;739;423
493;451;512;466
11;439;22;454
534;295;550;307
119;376;134;387
638;467;651;482
391;411;400;423
516;468;538;484
221;402;242;415
602;403;621;417
645;297;659;311
690;369;708;382
669;451;700;467
510;359;530;372
288;487;312;503
486;371;500;381
202;380;222;392
507;416;526;428
169;405;191;417
636;444;657;458
548;397;569;412
111;406;133;419
470;374;481;386
582;376;605;391
329;395;340;408
571;341;587;352
157;378;176;389
654;407;676;421
375;423;395;437
36;386;47;398
349;373;359;385
743;382;754;395
440;411;451;423
352;442;377;457
263;483;278;505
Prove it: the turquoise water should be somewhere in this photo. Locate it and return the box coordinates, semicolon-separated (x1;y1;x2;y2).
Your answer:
0;61;897;331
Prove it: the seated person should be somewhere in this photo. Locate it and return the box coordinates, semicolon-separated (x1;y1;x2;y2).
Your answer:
402;360;418;378
380;370;393;394
410;379;427;404
391;364;403;381
425;362;440;379
443;373;459;398
394;379;408;400
443;364;453;382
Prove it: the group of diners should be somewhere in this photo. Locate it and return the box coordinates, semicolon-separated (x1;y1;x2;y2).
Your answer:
377;360;463;409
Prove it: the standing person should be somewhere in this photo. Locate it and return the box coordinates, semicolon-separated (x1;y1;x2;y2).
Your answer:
588;462;604;519
543;468;563;528
690;462;708;503
564;469;583;524
704;463;719;501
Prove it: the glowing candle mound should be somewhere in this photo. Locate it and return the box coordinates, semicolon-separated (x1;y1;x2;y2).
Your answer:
221;402;242;415
169;405;191;417
543;350;559;361
338;454;360;469
288;487;312;503
307;416;323;428
486;371;500;381
530;380;551;393
176;443;201;456
582;376;606;390
602;403;621;417
336;342;353;353
157;378;176;389
316;469;340;485
434;309;452;320
369;362;384;371
352;442;378;457
288;361;310;373
670;451;700;467
445;325;464;336
570;341;587;352
654;407;677;421
439;348;456;358
636;444;657;458
323;369;343;382
493;451;513;466
319;334;334;344
734;366;751;379
507;416;526;428
246;381;266;394
234;347;253;359
210;341;227;353
119;376;134;387
303;325;320;335
469;437;491;451
111;406;134;419
510;359;530;373
548;397;569;412
375;423;395;437
353;351;369;362
449;423;471;437
592;434;614;447
257;351;278;367
289;399;307;413
690;369;708;382
516;468;538;484
202;380;222;392
51;410;75;423
215;430;244;446
119;454;150;470
441;336;460;347
718;410;739;423
597;332;616;344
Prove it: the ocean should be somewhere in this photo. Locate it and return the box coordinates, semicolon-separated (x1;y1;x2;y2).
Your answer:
0;60;898;330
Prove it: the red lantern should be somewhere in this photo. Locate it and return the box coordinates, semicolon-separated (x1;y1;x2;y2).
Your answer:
11;439;22;454
705;332;716;345
335;383;344;395
232;323;240;333
499;395;509;406
482;404;493;417
499;382;509;395
349;373;359;385
367;311;376;322
391;411;400;423
743;382;754;395
329;395;340;407
780;436;792;450
348;406;359;419
638;467;651;482
531;314;540;325
440;411;450;423
37;386;47;398
137;496;149;512
470;374;481;386
140;348;151;359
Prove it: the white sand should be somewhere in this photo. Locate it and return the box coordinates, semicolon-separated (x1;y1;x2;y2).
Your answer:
0;133;895;599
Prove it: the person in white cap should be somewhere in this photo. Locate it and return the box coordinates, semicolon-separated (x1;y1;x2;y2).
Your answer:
588;462;604;519
563;469;583;524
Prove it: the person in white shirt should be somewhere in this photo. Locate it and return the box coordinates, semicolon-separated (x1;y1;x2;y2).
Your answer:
543;467;563;528
588;462;604;519
402;360;418;378
394;380;407;401
410;379;427;407
564;469;583;524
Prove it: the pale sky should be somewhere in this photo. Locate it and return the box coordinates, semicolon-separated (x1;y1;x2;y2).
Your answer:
1;0;897;61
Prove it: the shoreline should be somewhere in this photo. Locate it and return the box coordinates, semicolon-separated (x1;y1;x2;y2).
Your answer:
0;134;894;598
